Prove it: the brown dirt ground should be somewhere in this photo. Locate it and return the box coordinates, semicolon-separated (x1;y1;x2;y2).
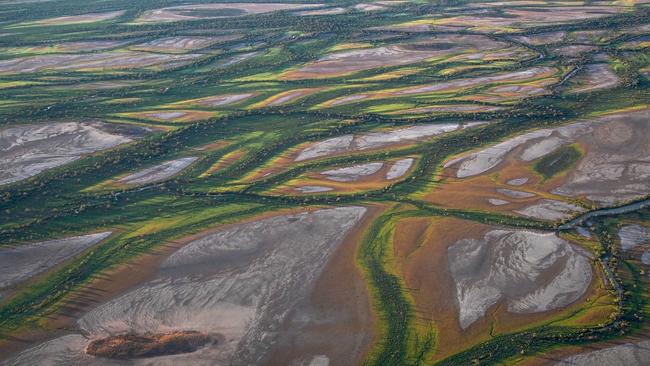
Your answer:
391;216;612;362
424;141;590;216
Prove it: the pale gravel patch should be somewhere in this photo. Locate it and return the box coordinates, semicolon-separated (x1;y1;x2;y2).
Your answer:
296;122;485;162
519;136;567;161
295;135;353;162
488;198;510;206
296;7;346;15
0;232;112;293
496;188;536;199
554;339;650;366
308;355;330;366
448;120;590;177
265;89;316;106
515;199;586;221
26;10;124;26
0;51;202;74
193;93;255;107
328;94;368;107
7;207;366;366
146;111;187;120
506;177;528;186
551;109;650;205
448;129;554;178
0;121;143;186
321;162;383;182
618;224;650;251
137;3;322;23
131;36;240;53
386;158;414;180
295;186;334;193
353;3;385;11
448;230;592;329
512;31;566;45
119;157;198;185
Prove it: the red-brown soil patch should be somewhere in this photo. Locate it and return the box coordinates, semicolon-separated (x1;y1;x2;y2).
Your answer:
86;331;213;359
392;217;609;362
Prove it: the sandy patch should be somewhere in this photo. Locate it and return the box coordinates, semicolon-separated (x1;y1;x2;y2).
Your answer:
321;162;384;182
130;35;241;54
496;188;536;199
507;177;529;186
296;7;346;15
278;156;417;195
554;339;650;365
22;11;124;26
295;185;334;193
353;3;386;11
488;198;510;206
260;204;383;366
0;121;146;186
618;224;650;251
0;51;202;74
296;122;485;162
126;110;216;123
386;158;414;180
137;3;321;23
180;93;255;108
448;229;593;329
254;88;321;108
119;157;198;185
551;109;650;205
444;128;554;178
513;31;567;45
514;199;586;221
